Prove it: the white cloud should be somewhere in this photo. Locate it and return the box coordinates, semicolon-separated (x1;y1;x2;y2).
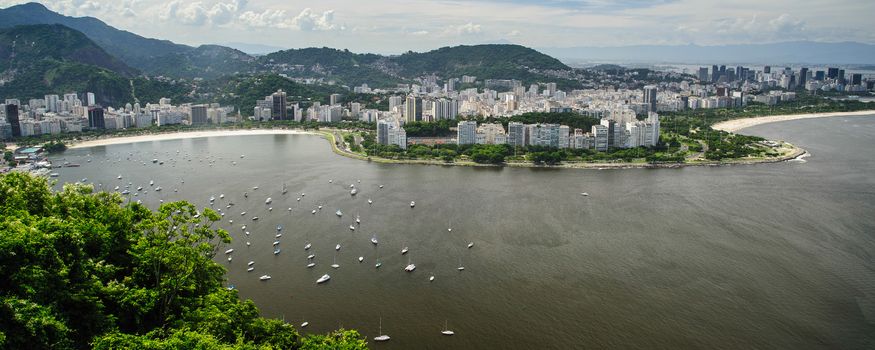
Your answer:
409;30;429;36
159;0;246;26
291;8;339;31
237;9;293;29
448;22;482;36
506;30;521;37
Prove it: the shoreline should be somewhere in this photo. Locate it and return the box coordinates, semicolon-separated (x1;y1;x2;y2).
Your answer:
712;110;875;133
67;129;320;149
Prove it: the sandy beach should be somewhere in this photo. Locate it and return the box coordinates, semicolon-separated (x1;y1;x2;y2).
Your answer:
68;129;319;149
712;110;875;133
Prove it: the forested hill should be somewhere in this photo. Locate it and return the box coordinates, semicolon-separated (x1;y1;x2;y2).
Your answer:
0;172;368;349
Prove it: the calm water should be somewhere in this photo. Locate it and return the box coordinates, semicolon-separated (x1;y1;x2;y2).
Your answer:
50;117;875;349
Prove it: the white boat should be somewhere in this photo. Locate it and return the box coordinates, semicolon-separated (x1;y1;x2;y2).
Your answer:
311;209;316;214
457;257;465;271
225;249;234;254
349;184;355;188
248;261;255;266
316;274;331;284
137;186;143;192
273;248;281;255
301;193;305;197
253;186;258;190
374;318;390;342
247;267;254;272
335;209;342;216
356;215;361;224
318;205;323;210
275;233;282;238
241;211;246;216
467;242;474;249
273;241;280;246
277;224;283;231
252;216;259;221
331;255;340;269
240;155;245;158
149;180;154;186
401;246;408;255
117;175;122;179
220;194;225;199
265;197;272;204
304;243;311;250
229;220;234;224
350;188;357;195
241;225;246;230
379;185;384;188
301;321;309;328
410;201;415;207
227;256;232;261
358;256;364;263
259;275;271;281
307;262;316;268
404;256;415;272
329;179;333;183
335;244;341;251
155;187;162;191
429;275;435;282
246;241;250;246
268;207;272;212
581;192;589;196
307;254;316;260
349;225;355;231
370;236;378;245
441;321;454;336
368;199;373;205
375;261;382;268
298;198;302;201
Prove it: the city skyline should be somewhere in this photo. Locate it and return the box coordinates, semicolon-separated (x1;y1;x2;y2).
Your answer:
1;0;873;54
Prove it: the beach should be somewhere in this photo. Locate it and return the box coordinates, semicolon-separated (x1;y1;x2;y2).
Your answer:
68;129;319;149
712;110;875;133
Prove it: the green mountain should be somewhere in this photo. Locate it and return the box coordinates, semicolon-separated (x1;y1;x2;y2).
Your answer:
259;47;401;87
0;24;135;105
392;44;570;78
0;3;253;78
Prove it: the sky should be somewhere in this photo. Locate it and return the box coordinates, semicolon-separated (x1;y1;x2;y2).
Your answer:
2;0;874;54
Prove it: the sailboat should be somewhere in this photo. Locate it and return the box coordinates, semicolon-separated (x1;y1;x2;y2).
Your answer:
370;235;378;245
304;243;311;250
368;198;373;205
401;245;409;255
331;253;340;269
441;321;455;336
282;183;287;194
349;224;355;231
316;274;331;284
374;318;390;342
467;242;474;249
335;209;342;217
266;197;273;204
457;257;465;271
335;244;341;251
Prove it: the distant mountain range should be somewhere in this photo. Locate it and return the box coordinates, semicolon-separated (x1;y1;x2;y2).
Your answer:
541;42;875;65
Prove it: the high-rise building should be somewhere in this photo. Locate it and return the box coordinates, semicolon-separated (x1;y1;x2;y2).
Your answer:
764;65;771;74
88;107;105;129
330;93;341;106
457;121;477;145
191;104;208;124
389;96;404;112
852;73;863;86
405;95;422;123
827;68;839;79
4;104;20;137
643;86;658;112
271;90;288;120
86;92;95;106
507;122;525;147
838;69;846;84
799;67;808;86
711;65;720;82
697;67;709;81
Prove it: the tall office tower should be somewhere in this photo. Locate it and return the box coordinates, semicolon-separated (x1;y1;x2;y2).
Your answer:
88;107;105;129
852;74;863;86
405;95;422;122
764;65;771;74
330;93;341;106
827;67;839;79
711;65;720;82
643;85;658;112
191;104;208;124
815;71;825;81
271;90;288;120
4;104;20;137
86;92;95;106
697;67;709;81
457;121;477;145
507;122;525;147
838;69;846;84
735;66;744;81
799;67;808;86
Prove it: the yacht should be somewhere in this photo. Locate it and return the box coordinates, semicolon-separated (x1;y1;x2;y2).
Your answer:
379;185;384;189
253;186;258;190
429;275;435;282
401;246;409;255
241;211;247;216
307;262;316;268
410;201;415;207
581;192;589;196
301;321;309;328
265;197;272;204
467;242;475;249
259;275;271;281
335;210;343;217
404;256;416;272
246;241;250;246
307;254;316;260
349;225;356;231
350;188;357;195
335;244;341;251
370;236;378;245
358;256;364;263
356;215;361;224
318;205;323;210
457;257;465;271
248;261;255;266
304;243;311;250
312;209;317;214
277;224;283;231
275;233;282;238
273;241;280;246
247;267;254;272
154;187;162;191
316;274;331;284
252;216;259;221
224;249;234;254
368;199;373;205
219;194;225;199
273;248;281;255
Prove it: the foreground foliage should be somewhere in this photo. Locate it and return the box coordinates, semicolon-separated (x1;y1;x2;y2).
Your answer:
0;173;367;349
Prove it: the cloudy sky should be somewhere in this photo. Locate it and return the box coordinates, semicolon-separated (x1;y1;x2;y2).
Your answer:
3;0;874;53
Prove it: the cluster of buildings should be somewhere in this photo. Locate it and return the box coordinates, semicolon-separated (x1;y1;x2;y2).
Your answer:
1;92;234;140
454;113;660;151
